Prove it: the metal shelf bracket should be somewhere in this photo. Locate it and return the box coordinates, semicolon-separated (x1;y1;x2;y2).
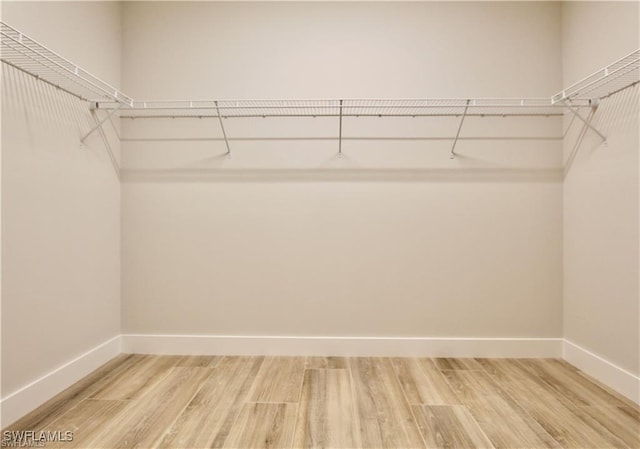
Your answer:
562;99;607;142
338;99;344;157
81;103;122;143
2;20;638;160
215;100;232;157
450;99;471;159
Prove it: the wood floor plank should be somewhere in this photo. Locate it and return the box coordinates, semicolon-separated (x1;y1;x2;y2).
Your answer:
350;357;425;448
158;356;264;449
89;355;183;401
518;393;631;448
474;358;522;382
516;359;630;407
305;357;348;369
96;367;211;449
434;359;483;371
619;404;640;421
476;359;562;403
392;358;460;405
593;406;640;448
577;371;640;410
223;403;297;449
45;399;129;449
441;369;562;449
176;355;222;367
248;357;306;403
4;354;140;432
293;369;359;449
5;355;637;449
412;405;495;449
476;359;634;449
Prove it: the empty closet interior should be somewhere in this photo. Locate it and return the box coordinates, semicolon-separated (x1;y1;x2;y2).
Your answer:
1;1;639;428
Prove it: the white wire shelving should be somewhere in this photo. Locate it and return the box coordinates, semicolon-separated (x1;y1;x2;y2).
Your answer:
0;21;133;106
552;49;640;104
1;19;638;156
102;98;565;119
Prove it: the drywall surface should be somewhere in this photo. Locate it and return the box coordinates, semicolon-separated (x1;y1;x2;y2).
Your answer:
121;2;563;338
562;1;640;375
1;1;121;402
123;180;562;337
122;2;561;99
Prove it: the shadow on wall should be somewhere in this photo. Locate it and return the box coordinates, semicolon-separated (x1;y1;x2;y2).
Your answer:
1;65;120;175
595;83;640;136
2;64;566;180
118;113;564;177
564;84;640;177
2;65;91;139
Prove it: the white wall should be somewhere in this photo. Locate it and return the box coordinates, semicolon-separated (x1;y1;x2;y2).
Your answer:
1;0;637;424
122;2;561;100
562;2;640;377
123;179;563;337
1;0;122;416
121;2;564;340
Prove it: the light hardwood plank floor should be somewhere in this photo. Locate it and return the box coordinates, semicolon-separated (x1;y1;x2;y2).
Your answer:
4;356;639;449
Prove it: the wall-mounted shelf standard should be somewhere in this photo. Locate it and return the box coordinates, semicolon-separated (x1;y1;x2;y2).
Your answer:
1;20;638;158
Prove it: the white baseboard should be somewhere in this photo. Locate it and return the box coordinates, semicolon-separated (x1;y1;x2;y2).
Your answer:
0;335;121;428
121;334;562;358
562;339;640;405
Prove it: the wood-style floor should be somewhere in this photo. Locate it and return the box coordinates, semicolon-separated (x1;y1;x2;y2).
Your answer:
5;355;639;449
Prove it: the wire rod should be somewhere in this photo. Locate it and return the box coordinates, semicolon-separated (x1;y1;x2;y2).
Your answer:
214;100;232;155
118;113;564;119
81;105;122;143
120;136;562;142
450;99;471;158
562;100;606;141
564;107;596;178
91;109;121;179
338;99;343;156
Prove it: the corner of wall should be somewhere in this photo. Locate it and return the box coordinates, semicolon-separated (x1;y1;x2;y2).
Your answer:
560;0;640;403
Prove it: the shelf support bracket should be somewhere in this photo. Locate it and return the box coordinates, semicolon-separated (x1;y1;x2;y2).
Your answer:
450;99;470;159
81;104;122;143
338;99;344;157
215;100;231;156
562;99;606;142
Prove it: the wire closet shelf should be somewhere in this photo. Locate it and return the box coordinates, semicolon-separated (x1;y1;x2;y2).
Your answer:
0;21;133;106
552;49;640;103
1;20;638;123
105;98;565;119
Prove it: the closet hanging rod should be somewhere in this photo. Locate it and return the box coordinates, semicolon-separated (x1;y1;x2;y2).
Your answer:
116;113;565;119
